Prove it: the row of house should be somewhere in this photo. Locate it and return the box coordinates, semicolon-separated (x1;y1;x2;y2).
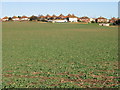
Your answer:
0;14;119;23
1;16;29;21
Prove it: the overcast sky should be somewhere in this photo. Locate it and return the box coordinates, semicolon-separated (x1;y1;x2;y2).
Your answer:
1;2;118;19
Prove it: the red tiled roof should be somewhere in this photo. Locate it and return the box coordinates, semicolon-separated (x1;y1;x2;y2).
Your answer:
21;16;28;18
12;16;18;18
59;14;64;17
66;14;77;18
38;15;45;18
97;17;106;19
110;17;117;20
79;16;89;19
2;16;9;19
46;14;51;17
52;14;57;17
67;14;72;16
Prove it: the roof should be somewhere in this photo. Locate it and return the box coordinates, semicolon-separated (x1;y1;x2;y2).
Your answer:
21;16;28;18
38;15;45;18
46;14;51;17
110;17;117;20
2;16;9;19
97;17;107;19
12;16;18;18
52;14;57;17
58;14;64;17
66;14;77;18
79;16;90;19
67;14;72;16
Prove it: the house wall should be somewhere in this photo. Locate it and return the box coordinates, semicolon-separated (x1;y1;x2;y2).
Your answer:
97;19;107;22
12;18;20;21
110;20;117;23
48;19;67;23
54;19;67;22
90;18;96;22
2;19;8;21
21;18;29;21
69;18;78;22
79;19;90;22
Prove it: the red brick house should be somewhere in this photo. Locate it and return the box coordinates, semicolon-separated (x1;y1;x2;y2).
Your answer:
109;17;118;23
78;16;90;22
96;17;107;23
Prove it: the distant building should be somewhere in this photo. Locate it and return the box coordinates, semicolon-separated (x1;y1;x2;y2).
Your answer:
66;14;78;22
96;17;107;23
51;14;57;20
29;15;38;21
48;19;67;23
90;18;96;22
2;16;9;21
38;15;46;20
58;14;65;19
45;14;51;20
20;16;29;21
78;16;90;22
12;16;19;21
109;17;118;23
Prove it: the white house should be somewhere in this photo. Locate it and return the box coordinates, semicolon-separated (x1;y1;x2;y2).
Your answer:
12;16;19;21
2;16;9;21
54;19;67;23
69;18;78;22
20;16;29;21
64;14;78;22
107;19;110;23
48;19;67;23
90;18;96;22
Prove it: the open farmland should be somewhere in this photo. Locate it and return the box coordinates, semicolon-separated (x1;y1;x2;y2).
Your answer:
2;22;119;88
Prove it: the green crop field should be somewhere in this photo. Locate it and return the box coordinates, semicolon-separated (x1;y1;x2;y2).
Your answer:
2;22;119;88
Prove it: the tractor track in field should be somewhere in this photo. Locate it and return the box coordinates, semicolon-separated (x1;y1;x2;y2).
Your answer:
3;70;120;88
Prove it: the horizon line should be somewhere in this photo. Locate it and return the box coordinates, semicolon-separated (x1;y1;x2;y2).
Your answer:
1;14;118;19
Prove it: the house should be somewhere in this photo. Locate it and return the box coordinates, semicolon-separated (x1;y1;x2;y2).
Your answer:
51;14;57;20
78;16;90;23
38;15;45;21
20;16;29;21
54;19;67;23
96;17;107;23
90;18;96;23
48;19;67;23
47;19;67;23
45;14;51;19
109;17;118;23
30;15;38;21
2;16;9;21
57;14;65;19
66;14;78;22
12;16;20;21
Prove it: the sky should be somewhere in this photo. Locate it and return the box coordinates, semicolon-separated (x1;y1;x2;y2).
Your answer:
1;2;118;19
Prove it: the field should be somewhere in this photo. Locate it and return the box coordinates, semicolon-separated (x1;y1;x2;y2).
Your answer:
2;22;119;88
